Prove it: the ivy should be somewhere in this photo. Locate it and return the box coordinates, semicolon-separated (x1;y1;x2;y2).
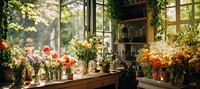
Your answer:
149;0;168;40
0;0;8;40
107;0;123;20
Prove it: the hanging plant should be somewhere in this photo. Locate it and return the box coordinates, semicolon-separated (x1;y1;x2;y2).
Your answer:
106;0;123;20
148;0;168;40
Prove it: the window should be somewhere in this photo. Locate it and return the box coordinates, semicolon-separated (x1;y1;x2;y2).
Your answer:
166;0;200;36
96;0;113;52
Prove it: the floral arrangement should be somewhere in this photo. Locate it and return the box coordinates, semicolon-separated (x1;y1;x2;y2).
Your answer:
60;55;76;74
189;51;200;79
68;34;102;61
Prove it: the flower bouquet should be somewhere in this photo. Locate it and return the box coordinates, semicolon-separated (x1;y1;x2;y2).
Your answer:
68;35;102;75
26;48;42;85
61;55;76;80
10;44;26;87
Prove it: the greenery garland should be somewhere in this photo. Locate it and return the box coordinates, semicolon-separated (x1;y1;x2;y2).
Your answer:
106;0;123;20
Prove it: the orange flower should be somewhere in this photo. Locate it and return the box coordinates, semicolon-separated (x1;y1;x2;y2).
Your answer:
51;51;58;58
160;63;166;68
142;56;148;61
25;47;32;54
153;61;161;68
70;57;76;65
176;59;182;65
62;55;70;63
0;39;8;51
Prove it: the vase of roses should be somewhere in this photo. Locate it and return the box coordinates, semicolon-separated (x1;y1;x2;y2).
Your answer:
61;55;76;80
68;34;102;75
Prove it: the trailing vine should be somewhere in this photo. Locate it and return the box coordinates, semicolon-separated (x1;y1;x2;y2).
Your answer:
149;0;168;40
0;0;8;40
107;0;123;20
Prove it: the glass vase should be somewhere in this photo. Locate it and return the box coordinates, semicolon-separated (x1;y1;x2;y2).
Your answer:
44;68;50;82
82;60;89;75
58;67;62;80
34;68;40;85
142;66;152;79
170;71;184;86
160;69;170;82
152;69;160;80
14;68;24;87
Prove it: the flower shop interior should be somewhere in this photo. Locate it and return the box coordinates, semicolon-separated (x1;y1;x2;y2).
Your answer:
0;0;200;89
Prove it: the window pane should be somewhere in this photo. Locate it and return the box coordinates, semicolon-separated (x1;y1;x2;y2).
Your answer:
96;4;103;31
166;8;176;21
195;4;200;19
96;32;112;51
167;25;176;35
96;0;103;4
167;0;176;7
104;12;111;31
180;5;192;20
195;0;200;2
180;0;192;4
180;24;189;31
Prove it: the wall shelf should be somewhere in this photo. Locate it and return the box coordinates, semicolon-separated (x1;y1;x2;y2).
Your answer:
118;17;147;24
124;1;147;7
114;42;147;45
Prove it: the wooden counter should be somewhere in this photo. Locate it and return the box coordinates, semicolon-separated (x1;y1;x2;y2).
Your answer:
137;77;189;89
1;72;119;89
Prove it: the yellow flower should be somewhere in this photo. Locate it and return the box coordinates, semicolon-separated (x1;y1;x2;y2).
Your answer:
82;40;88;46
136;58;141;62
87;44;92;48
95;44;100;48
96;47;101;50
163;54;169;61
183;49;190;55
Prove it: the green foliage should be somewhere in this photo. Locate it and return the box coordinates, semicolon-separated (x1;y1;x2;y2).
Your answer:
149;0;168;40
106;0;123;20
0;0;8;40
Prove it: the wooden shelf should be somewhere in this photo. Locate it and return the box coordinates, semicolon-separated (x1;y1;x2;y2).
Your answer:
124;1;147;7
114;42;147;45
118;17;147;24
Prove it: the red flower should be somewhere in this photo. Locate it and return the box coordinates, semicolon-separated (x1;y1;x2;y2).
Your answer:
176;59;182;65
0;39;8;51
176;53;184;60
43;45;50;52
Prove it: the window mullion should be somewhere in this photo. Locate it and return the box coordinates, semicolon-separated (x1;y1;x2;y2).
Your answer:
176;0;181;32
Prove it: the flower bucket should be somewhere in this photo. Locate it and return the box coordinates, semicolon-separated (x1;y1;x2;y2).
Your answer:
152;69;160;80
